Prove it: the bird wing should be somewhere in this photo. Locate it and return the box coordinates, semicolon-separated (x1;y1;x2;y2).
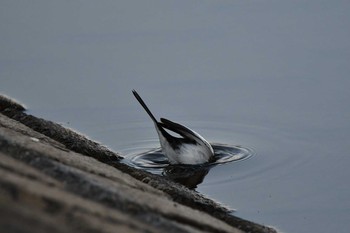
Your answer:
160;118;209;146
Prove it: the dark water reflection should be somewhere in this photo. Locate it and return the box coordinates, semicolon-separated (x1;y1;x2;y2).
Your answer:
163;165;210;190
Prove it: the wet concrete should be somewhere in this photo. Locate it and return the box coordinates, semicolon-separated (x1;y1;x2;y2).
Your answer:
0;94;277;233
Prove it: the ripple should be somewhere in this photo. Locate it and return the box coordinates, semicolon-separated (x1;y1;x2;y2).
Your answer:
124;143;253;170
211;144;254;165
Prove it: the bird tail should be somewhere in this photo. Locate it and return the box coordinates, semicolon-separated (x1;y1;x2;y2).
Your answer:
132;90;158;123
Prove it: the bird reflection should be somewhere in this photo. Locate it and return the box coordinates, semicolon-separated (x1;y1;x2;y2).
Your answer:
162;164;212;189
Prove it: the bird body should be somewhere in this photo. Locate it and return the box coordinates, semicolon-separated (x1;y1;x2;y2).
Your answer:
132;90;214;165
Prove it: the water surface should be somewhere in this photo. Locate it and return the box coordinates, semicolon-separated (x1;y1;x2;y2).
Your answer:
1;1;350;233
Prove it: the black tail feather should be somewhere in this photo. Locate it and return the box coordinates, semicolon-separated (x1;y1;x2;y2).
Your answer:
132;90;158;123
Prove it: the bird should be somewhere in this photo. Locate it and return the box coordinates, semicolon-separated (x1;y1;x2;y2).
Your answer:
132;90;214;165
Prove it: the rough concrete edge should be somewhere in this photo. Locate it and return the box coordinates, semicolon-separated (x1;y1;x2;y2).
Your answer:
0;94;26;111
0;94;277;233
0;162;162;233
0;95;122;162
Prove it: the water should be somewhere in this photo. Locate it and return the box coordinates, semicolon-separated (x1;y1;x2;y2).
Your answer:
1;1;350;232
122;142;253;189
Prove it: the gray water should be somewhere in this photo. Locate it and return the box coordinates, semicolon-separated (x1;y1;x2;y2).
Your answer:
1;1;350;232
